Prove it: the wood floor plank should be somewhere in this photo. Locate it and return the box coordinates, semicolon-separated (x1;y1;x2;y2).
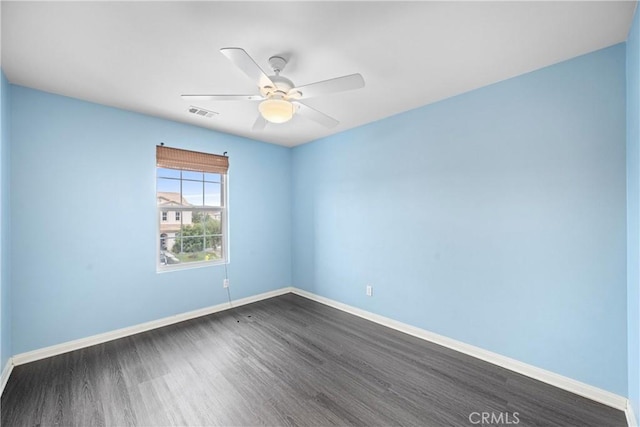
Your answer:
1;293;627;426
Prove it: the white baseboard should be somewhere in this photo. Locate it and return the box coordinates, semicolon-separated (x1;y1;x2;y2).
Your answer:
290;287;629;413
0;358;13;396
12;287;293;366
627;401;639;427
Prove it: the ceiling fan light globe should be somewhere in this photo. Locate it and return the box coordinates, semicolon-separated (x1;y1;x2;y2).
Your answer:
259;99;294;124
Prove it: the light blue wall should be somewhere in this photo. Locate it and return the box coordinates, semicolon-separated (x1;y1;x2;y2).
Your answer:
627;4;640;418
10;86;292;354
1;70;12;370
292;44;628;395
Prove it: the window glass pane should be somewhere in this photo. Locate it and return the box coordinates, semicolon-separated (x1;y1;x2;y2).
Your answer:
160;237;180;266
172;237;209;264
171;236;186;254
204;173;221;183
196;211;221;235
160;212;180;240
189;211;202;226
205;182;222;207
180;210;194;225
157;178;181;206
157;168;180;179
182;180;203;206
182;211;219;233
209;236;223;260
160;233;169;250
182;171;203;181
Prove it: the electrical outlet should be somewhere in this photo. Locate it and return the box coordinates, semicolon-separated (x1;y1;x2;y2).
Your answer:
223;279;230;288
366;285;373;297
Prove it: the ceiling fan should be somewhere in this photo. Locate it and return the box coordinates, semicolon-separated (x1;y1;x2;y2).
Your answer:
182;48;365;131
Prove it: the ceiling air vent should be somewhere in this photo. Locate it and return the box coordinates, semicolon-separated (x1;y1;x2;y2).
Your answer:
188;106;218;119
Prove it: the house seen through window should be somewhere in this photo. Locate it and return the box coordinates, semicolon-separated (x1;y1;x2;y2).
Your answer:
156;146;228;270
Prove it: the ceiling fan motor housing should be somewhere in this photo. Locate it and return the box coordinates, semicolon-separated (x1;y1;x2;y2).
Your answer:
260;75;295;98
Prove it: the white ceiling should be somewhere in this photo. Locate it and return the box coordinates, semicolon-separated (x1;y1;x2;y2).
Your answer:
1;1;636;147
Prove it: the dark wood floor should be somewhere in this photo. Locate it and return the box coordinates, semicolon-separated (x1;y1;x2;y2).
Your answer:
1;293;626;426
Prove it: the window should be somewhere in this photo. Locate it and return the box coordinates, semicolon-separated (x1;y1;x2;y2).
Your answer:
156;146;229;270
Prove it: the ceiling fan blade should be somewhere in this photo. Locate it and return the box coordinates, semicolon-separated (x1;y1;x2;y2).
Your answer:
292;101;339;128
220;47;275;89
289;73;365;99
252;115;267;131
181;94;263;101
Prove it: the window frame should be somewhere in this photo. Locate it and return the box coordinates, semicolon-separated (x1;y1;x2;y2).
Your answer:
157;169;228;272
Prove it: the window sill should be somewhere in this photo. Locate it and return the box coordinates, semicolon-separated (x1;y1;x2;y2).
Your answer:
157;259;228;273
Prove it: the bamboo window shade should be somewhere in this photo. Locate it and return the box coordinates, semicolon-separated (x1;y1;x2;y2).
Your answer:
156;146;229;174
